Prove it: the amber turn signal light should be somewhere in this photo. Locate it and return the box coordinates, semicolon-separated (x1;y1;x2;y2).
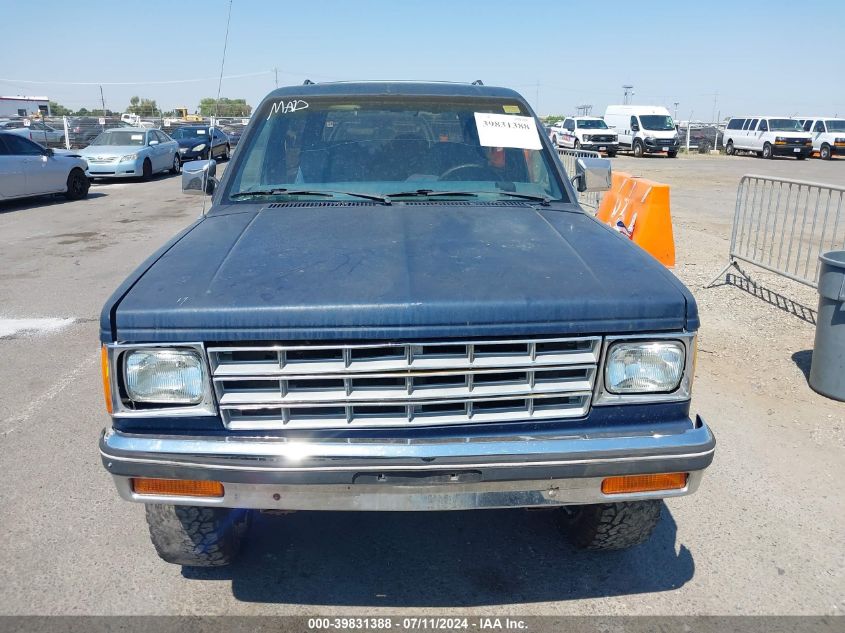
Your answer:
131;478;224;498
601;473;688;495
101;345;113;414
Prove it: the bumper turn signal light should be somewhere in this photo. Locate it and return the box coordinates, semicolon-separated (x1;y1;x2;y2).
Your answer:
601;473;688;495
131;478;224;498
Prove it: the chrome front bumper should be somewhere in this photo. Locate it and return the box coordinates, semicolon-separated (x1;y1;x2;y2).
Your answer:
100;417;715;511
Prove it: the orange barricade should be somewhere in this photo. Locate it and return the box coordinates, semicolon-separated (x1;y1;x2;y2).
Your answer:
596;171;675;267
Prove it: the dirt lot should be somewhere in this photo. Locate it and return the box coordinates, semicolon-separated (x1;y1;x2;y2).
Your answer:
0;154;843;616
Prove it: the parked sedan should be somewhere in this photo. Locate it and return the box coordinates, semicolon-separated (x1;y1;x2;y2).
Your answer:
1;120;66;147
0;132;89;201
78;128;181;179
168;125;231;161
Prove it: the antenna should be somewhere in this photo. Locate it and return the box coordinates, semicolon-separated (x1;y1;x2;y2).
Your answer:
622;85;634;105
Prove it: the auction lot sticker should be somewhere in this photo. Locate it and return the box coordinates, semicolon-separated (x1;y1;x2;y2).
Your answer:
474;112;541;150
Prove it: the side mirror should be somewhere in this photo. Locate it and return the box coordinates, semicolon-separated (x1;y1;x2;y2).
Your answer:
148;139;159;146
631;124;640;132
182;159;218;196
44;147;54;157
573;157;612;193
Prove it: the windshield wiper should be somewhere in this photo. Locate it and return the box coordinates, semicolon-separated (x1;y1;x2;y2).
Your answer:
230;188;390;204
491;191;551;205
389;189;479;199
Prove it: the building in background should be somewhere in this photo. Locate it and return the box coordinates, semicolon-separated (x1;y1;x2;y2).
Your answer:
0;96;50;118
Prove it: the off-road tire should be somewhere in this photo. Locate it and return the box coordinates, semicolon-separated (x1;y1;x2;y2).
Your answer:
145;504;250;567
633;140;644;158
762;142;773;159
726;140;735;155
64;168;89;200
141;158;153;180
559;500;662;551
820;144;831;160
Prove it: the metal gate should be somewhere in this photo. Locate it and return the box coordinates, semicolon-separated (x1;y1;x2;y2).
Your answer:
708;174;845;288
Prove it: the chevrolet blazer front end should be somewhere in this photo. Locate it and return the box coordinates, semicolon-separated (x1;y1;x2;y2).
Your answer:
98;82;715;566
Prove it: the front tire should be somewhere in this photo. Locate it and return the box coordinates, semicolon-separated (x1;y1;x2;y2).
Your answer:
726;140;735;155
667;150;678;158
222;144;231;161
762;142;773;159
170;154;181;175
141;158;153;180
820;144;831;160
633;140;644;158
559;500;662;551
64;168;89;200
551;135;557;147
606;151;617;158
574;140;581;150
145;504;251;567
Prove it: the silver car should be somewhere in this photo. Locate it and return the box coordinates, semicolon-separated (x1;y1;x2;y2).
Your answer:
2;120;66;146
0;132;89;201
79;128;180;180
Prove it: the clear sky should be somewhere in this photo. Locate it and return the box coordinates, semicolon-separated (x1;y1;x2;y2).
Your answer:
1;0;842;120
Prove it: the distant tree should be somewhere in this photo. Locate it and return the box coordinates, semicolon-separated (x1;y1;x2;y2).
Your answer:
126;95;159;116
76;107;90;116
49;101;72;116
198;97;252;117
543;115;564;125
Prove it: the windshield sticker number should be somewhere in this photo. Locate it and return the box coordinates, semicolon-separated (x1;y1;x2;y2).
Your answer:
267;99;309;119
474;112;541;150
130;134;143;140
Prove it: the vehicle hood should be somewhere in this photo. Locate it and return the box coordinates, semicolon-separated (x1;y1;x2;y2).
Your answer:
643;130;679;139
175;137;209;148
105;203;698;342
78;145;144;157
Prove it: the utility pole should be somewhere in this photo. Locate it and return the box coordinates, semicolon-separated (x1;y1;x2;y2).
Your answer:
99;85;106;115
576;104;593;116
673;102;679;120
622;85;634;105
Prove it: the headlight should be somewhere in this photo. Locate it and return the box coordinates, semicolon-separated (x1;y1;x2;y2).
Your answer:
836;138;845;143
645;136;656;143
582;135;591;142
605;341;685;394
120;153;138;162
192;143;206;152
124;349;205;404
775;136;787;144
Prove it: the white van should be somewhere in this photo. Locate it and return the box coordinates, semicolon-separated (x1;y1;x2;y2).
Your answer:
603;105;680;158
798;117;845;160
722;117;812;159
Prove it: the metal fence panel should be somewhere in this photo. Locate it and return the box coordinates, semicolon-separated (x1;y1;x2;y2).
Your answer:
557;148;603;211
709;174;845;288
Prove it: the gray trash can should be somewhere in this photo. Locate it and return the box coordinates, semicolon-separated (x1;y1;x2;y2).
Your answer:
809;250;845;401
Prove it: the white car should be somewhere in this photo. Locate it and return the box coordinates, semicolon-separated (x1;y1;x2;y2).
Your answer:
799;117;845;160
604;105;680;158
0;132;90;201
551;116;618;156
723;117;812;159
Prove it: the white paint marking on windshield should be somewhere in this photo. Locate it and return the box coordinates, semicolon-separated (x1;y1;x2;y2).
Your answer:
267;99;309;119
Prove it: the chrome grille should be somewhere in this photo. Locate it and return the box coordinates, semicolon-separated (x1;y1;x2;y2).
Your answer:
208;337;600;430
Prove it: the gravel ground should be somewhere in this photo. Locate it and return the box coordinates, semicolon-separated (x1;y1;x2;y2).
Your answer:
0;155;842;616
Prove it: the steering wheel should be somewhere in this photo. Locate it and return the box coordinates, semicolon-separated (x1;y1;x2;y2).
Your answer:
439;163;498;181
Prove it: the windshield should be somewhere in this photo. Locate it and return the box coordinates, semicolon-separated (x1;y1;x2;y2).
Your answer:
169;127;209;139
227;96;565;203
577;119;608;129
640;115;675;131
769;119;803;132
90;131;146;146
825;120;845;132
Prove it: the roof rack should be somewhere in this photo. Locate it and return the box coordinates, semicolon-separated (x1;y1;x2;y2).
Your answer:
472;80;484;86
303;79;314;85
